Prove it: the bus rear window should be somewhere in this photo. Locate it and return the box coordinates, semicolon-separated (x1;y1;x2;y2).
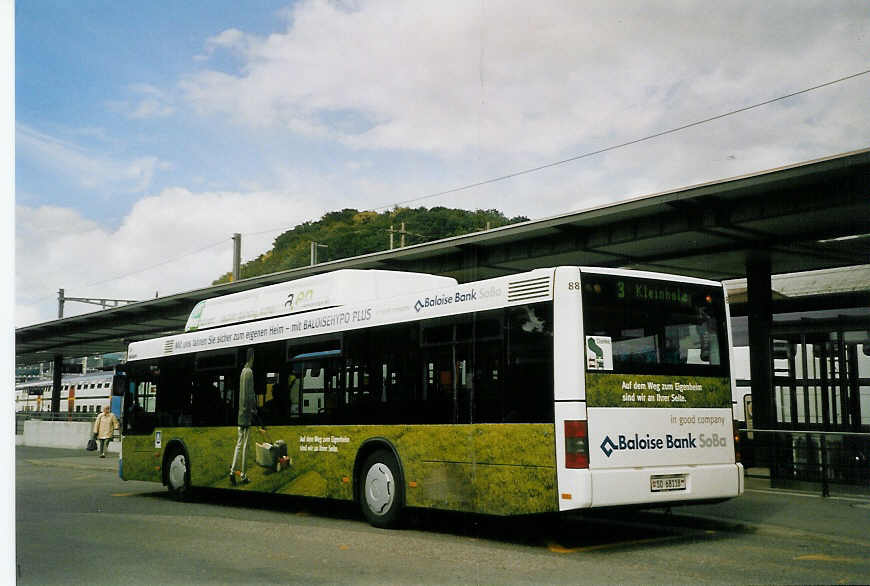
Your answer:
582;274;729;377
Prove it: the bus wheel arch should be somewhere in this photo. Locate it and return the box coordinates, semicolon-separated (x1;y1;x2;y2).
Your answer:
354;439;405;528
162;439;192;501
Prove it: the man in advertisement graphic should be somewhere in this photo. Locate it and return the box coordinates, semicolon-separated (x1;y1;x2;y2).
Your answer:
229;348;257;485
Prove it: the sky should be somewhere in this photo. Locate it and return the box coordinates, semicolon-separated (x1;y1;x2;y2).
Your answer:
13;0;870;327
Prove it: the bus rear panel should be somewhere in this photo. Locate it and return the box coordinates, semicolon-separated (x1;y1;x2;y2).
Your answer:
556;268;743;511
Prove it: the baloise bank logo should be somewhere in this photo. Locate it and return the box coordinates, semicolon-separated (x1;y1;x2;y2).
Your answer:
414;290;478;312
598;432;726;458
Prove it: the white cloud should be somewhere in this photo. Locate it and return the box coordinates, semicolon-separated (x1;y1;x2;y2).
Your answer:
15;124;169;194
107;83;176;119
15;188;326;326
129;98;174;119
203;28;251;55
178;0;870;167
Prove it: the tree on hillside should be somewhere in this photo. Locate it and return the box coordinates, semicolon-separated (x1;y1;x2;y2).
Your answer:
213;206;527;284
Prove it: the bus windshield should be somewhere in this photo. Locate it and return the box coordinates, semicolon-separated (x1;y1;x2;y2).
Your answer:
582;273;729;377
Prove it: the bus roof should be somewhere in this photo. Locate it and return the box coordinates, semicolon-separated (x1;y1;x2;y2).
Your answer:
128;266;724;363
579;266;724;287
184;269;457;332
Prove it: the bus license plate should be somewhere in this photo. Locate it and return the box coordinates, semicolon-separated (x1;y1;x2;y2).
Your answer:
650;474;686;492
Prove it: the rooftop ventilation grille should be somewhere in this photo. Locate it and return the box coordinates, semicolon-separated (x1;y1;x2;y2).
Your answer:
507;275;551;303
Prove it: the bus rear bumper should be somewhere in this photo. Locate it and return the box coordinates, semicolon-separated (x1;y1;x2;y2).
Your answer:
593;463;742;508
561;463;743;510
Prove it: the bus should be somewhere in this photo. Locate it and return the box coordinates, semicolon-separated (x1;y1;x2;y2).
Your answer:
120;267;743;527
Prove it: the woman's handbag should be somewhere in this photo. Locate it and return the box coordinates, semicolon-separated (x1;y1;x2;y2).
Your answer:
86;434;97;451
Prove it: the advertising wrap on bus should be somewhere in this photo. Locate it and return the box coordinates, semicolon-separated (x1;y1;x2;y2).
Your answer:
585;372;731;408
585;372;734;469
122;423;558;516
587;406;734;468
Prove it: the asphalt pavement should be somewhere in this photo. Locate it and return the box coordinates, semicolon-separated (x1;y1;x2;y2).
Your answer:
16;446;870;585
19;448;120;473
16;446;870;546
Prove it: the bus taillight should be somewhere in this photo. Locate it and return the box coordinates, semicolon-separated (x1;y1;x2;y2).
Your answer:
565;420;589;469
733;421;742;463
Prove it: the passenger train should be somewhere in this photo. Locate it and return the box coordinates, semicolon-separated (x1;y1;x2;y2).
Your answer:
15;372;118;414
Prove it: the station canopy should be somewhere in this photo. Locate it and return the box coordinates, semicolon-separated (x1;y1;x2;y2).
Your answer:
15;148;870;365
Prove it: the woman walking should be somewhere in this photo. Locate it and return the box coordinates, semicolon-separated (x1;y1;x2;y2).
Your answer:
93;405;119;458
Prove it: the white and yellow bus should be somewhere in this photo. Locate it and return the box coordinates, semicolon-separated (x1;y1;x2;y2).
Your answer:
120;267;742;527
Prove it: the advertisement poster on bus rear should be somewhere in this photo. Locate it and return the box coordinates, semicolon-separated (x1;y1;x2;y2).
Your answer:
585;369;733;468
585;372;731;409
586;406;735;468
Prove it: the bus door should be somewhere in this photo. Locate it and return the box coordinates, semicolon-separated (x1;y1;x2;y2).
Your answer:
111;373;125;418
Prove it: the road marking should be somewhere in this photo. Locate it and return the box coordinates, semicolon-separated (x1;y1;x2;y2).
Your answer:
796;553;863;563
111;492;136;497
546;541;576;554
546;533;688;554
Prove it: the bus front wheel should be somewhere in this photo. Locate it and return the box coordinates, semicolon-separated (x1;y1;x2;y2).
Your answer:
165;447;191;501
359;450;403;528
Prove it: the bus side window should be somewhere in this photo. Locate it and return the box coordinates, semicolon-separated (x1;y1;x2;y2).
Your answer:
125;380;157;435
138;382;157;413
261;368;291;425
300;364;324;417
288;365;302;419
294;359;343;423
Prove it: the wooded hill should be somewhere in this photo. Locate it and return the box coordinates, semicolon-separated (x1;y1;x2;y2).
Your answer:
213;207;528;284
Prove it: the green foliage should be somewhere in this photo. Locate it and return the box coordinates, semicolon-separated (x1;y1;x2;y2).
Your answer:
123;423;558;515
214;207;528;284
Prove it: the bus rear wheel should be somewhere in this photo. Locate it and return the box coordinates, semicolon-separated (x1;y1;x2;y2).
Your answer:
359;450;403;528
166;447;191;501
